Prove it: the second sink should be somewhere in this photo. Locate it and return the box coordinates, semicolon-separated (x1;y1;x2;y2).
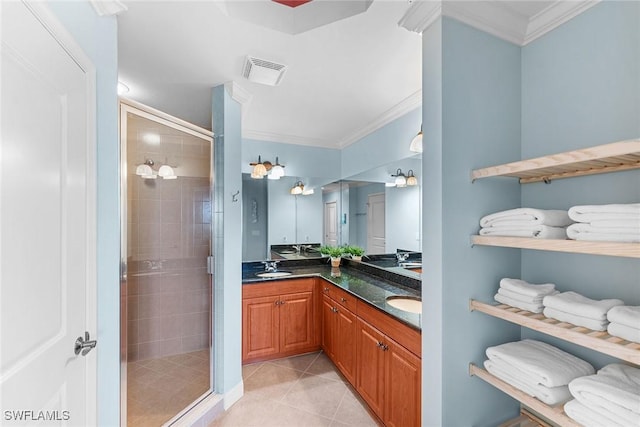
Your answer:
386;296;422;314
255;271;293;278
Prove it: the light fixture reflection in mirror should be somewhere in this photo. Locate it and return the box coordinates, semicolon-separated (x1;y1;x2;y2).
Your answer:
406;170;417;186
392;168;407;187
409;126;423;153
290;180;304;195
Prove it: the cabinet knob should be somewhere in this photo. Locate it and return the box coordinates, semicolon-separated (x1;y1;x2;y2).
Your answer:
376;341;384;348
341;297;347;303
275;300;280;305
280;300;285;305
382;344;389;351
323;287;329;293
332;307;338;313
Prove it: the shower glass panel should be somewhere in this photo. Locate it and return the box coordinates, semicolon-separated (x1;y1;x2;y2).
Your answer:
121;105;213;426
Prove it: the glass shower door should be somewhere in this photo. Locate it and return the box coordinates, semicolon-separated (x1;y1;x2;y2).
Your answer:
121;103;213;426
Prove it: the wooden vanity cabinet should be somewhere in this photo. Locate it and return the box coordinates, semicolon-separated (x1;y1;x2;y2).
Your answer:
321;292;357;384
242;278;320;364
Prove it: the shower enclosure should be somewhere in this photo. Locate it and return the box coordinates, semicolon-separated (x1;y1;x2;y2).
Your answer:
120;101;214;426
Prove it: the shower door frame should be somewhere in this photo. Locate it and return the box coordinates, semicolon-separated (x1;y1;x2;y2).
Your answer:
119;98;215;426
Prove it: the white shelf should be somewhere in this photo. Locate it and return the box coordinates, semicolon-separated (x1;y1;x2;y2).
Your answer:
471;139;640;184
470;300;640;365
471;235;640;259
469;364;581;427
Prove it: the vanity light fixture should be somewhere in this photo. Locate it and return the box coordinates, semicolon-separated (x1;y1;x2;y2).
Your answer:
268;157;285;180
409;125;423;153
406;169;418;186
391;168;407;188
135;159;177;180
250;155;286;179
290;181;305;195
302;188;314;195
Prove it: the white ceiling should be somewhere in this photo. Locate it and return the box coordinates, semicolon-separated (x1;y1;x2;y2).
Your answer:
117;0;595;149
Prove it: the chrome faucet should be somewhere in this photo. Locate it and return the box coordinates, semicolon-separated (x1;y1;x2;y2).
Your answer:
292;245;301;254
262;260;279;272
396;252;409;263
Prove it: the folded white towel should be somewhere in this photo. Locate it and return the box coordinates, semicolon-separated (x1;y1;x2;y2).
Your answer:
480;208;573;228
568;203;640;223
608;306;640;329
569;364;640;426
567;223;640;243
543;291;624;321
565;399;625;427
480;225;568;239
484;359;572;405
608;323;640;343
543;307;609;331
591;219;640;229
485;339;595;387
495;293;543;313
499;278;556;298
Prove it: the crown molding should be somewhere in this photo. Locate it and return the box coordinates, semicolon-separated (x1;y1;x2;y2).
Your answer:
337;90;422;149
224;81;253;119
398;1;599;47
89;0;127;16
524;0;600;45
242;129;337;149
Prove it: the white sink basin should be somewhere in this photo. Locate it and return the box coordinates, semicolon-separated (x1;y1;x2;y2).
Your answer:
399;262;422;268
386;296;422;314
255;271;293;278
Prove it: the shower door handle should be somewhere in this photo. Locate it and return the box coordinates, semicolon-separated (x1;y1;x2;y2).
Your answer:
74;331;97;356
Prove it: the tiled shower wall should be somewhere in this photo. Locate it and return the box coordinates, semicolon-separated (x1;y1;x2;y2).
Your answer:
126;115;212;361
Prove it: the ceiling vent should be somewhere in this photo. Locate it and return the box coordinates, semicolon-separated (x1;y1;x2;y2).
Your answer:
242;56;287;86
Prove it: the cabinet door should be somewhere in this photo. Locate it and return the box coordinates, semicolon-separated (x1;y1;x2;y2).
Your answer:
356;318;386;418
334;305;357;385
243;295;280;362
280;291;314;353
384;338;421;427
321;294;336;360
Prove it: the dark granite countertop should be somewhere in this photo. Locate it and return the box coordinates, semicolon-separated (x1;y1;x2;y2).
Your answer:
242;260;422;330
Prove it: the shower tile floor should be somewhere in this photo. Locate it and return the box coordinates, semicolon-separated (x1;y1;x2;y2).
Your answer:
209;351;380;427
127;349;210;427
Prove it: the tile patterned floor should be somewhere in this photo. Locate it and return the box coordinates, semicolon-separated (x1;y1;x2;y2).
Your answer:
209;352;380;427
127;349;211;427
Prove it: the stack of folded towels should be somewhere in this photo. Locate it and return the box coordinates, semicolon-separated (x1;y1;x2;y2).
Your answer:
543;291;624;331
607;306;640;343
494;278;558;313
565;363;640;427
479;208;573;239
484;339;595;405
567;203;640;242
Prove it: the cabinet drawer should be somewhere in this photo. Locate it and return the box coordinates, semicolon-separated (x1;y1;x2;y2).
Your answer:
319;280;358;312
243;277;316;299
357;300;421;358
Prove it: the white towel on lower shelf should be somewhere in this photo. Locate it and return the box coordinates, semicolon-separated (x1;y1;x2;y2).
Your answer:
568;203;640;223
564;399;626;427
495;293;543;313
485;339;595;387
499;278;556;298
480;208;573;228
590;219;640;229
543;307;609;331
566;223;640;243
543;291;624;321
608;323;640;343
607;306;640;329
569;364;640;427
479;225;567;239
484;359;572;405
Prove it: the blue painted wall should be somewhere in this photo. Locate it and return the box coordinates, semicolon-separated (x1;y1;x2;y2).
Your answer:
212;85;243;399
520;1;640;366
48;2;120;425
385;185;420;252
422;17;523;426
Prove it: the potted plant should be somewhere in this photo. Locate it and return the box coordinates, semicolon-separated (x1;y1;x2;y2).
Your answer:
319;245;344;267
344;245;365;261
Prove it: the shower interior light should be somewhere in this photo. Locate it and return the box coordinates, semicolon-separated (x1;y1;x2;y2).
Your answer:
135;159;178;180
158;164;177;180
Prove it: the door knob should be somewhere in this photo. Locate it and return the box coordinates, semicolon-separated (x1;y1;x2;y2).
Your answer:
74;331;97;356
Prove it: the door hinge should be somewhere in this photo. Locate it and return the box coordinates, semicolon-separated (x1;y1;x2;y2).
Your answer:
207;256;214;275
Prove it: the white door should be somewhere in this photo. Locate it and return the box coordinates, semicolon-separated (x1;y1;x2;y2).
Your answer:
367;193;385;254
1;2;97;425
324;201;338;246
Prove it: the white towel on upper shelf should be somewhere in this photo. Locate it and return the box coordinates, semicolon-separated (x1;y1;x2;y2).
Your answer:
543;307;609;331
568;203;640;223
590;219;640;229
485;339;595;388
566;223;640;243
499;278;556;298
543;291;624;321
565;399;625;427
569;363;640;427
495;293;544;313
484;359;572;406
479;225;568;239
608;323;640;343
497;287;559;304
608;306;640;329
480;208;573;228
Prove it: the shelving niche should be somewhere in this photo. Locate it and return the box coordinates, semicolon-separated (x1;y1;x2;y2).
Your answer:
469;138;640;426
